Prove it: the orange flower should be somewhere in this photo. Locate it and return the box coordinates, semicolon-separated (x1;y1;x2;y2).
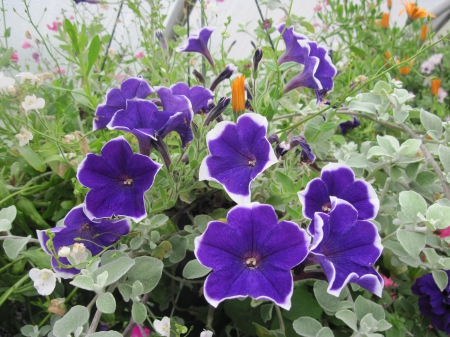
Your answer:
431;79;441;95
231;75;246;113
399;1;436;20
420;24;429;40
387;0;392;9
396;58;414;75
384;51;392;68
380;13;390;29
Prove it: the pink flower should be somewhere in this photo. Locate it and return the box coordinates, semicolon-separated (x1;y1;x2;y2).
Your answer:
313;22;320;27
439;226;450;237
47;21;62;32
382;274;398;302
313;4;323;12
69;15;75;20
117;74;124;79
135;52;145;59
324;0;329;5
32;52;40;63
22;41;32;49
323;24;329;30
53;67;66;74
131;326;150;337
216;0;224;2
10;52;18;64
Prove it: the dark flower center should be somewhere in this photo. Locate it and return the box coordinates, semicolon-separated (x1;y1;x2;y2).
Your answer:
322;201;332;213
243;253;261;268
123;178;133;185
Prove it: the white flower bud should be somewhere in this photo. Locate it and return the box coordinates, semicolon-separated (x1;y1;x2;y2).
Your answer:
70;243;88;264
58;246;71;257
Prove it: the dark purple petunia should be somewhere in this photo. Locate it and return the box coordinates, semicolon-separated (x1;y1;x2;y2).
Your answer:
93;76;154;130
195;203;309;309
339;117;361;135
169;82;214;114
310;197;384;296
277;23;310;65
37;204;131;278
274;135;316;164
298;163;379;234
199;113;278;204
412;271;450;334
176;27;215;68
77;137;162;222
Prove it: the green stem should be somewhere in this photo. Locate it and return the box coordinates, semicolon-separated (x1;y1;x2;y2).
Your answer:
38;313;51;328
0;274;29;307
0;256;26;274
275;305;285;335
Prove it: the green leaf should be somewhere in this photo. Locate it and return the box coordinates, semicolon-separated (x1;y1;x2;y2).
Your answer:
132;301;147;324
398;139;421;157
0;219;11;231
0;47;13;68
63;19;79;54
335;310;357;331
377;319;392;331
397;230;426;257
359;313;377;334
367;146;392;158
377;135;399;152
96;292;116;314
20;249;52;269
16;146;46;172
420;109;443;140
275;171;296;194
130;237;144;250
261;303;273;323
350;46;366;58
253;322;285;337
168;235;188;263
194;214;213;233
300;21;315;33
118;283;132;302
292;317;322;337
87;35;100;75
52;305;89;337
88;332;123;337
427;204;450;229
4;236;30;259
354;296;385;321
182;259;211;279
0;205;16;223
150;214;169;227
92;257;135;287
399;191;427;220
316;327;334;337
173;25;187;36
313;280;346;313
432;270;448;292
125;256;163;293
132;280;144;297
70;275;95;291
438;145;450;173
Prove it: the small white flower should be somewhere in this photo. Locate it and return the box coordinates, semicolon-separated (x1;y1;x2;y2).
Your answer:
70;243;88;264
58;246;71;257
29;268;60;296
438;87;448;104
17;72;40;85
428;53;444;65
0;72;15;93
15;126;33;146
200;330;213;337
153;316;171;337
108;48;116;59
7;85;16;95
21;94;45;114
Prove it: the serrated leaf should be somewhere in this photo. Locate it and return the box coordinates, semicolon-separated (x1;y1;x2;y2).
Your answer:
182;259;211;279
397;230;426;257
4;236;30;259
292;317;322;337
432;270;448;292
96;292;116;314
52;306;89;337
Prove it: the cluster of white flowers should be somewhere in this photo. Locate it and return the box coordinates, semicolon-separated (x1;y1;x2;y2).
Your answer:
153;317;212;337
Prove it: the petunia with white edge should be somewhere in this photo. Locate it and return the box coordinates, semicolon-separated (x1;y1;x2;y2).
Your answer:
153;316;170;337
15;126;33;146
29;268;61;296
21;94;45;114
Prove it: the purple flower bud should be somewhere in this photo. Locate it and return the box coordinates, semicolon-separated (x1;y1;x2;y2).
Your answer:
192;69;205;83
210;64;236;91
253;47;263;72
203;97;231;126
155;29;168;50
32;52;40;63
267;134;280;144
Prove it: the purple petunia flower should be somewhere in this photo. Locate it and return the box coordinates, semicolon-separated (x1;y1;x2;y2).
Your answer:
277;23;310;65
168;82;214;114
74;0;98;3
77;137;162;222
339;117;361;135
94;76;154;130
199;113;278;204
310;197;384;296
298;163;379;234
37;204;131;278
412;271;450;334
195;203;310;309
176;27;215;68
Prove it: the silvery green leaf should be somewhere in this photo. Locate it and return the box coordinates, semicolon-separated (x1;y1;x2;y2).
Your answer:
21;325;39;337
150;231;160;242
360;313;377;334
130;237;144;250
0;205;16;223
96;271;109;289
183;259;211;279
423;248;440;267
101;250;127;266
125;256;163;293
397;230;426;257
132;301;147;324
313;280;346;313
304;116;334;143
354;296;385;321
389;166;402;182
118;283;132;302
372;81;391;94
132;280;144;297
74;326;83;337
347;93;381;114
438;145;450;173
96;292;116;314
194;215;213;233
367;146;392;158
0;219;11;231
70;275;95;291
260;303;273;323
432;270;448;292
92;257;135;287
292;317;322;337
393;106;410;124
316;327;334;337
52;305;89;337
335;310;357;331
4;235;30;259
168;235;189;263
376;319;392;331
399;191;427;220
345;154;368;168
426;204;450;229
339;300;354;310
398;139;421;158
150;214;169;227
420;109;443;140
377;135;399;152
88;332;123;337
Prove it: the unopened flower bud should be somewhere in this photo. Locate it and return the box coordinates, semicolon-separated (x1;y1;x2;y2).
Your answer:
58;246;71;257
193;69;205;84
210;64;236;91
203;97;231;126
156;29;168;50
267;134;280;145
25;31;32;39
253;47;263;72
7;85;16;95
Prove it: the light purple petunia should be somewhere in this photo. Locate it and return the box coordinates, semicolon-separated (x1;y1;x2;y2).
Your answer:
277;23;310;65
310;197;384;296
77;137;162;222
176;27;215;68
37;204;131;278
165;82;214;115
195;203;310;310
298;162;379;234
93;76;154;130
199;113;278;204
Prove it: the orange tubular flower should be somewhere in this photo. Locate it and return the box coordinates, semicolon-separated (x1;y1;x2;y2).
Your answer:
399;1;436;20
420;24;429;41
397;58;414;75
387;0;392;9
381;13;390;29
431;79;441;95
231;75;246;113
